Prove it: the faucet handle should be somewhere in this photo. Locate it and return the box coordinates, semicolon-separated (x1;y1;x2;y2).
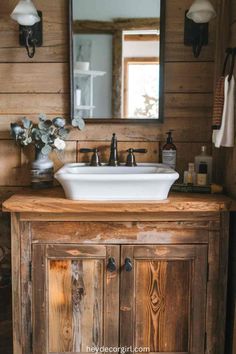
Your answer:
131;149;147;154
126;148;147;167
79;148;101;166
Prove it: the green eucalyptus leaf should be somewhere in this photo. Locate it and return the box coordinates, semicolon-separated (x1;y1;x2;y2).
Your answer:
71;119;78;128
10;123;24;139
52;117;66;128
38;122;45;130
41;144;52;155
58;128;69;139
22;117;32;129
77;118;85;130
41;134;49;144
38;113;47;122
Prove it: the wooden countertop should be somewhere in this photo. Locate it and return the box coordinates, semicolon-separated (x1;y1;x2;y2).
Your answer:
2;187;235;214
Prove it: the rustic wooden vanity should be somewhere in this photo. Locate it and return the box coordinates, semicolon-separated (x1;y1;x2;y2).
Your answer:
3;189;234;354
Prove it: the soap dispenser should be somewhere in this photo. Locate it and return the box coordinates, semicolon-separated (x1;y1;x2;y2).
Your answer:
162;130;177;169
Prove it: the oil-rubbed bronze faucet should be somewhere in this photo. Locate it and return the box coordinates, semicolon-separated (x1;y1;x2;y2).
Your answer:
126;148;147;166
108;133;119;166
79;148;101;166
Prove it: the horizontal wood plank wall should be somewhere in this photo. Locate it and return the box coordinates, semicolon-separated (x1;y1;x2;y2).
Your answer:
0;0;218;352
218;0;236;198
0;0;217;191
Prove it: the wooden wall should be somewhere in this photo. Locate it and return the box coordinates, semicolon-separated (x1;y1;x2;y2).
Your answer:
218;0;236;352
0;0;219;352
217;0;236;198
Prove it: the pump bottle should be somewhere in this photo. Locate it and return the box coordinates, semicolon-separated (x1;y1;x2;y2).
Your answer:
162;131;177;170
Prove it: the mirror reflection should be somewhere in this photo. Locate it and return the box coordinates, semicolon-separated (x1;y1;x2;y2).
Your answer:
71;0;163;121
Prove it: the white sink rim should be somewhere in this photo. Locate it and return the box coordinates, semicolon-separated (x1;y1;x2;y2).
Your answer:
55;163;179;201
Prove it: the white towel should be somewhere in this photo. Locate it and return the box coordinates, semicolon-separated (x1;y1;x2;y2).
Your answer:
213;75;235;148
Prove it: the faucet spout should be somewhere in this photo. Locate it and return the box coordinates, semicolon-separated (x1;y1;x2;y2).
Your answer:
108;133;119;166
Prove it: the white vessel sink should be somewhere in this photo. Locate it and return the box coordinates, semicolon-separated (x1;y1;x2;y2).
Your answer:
55;163;179;201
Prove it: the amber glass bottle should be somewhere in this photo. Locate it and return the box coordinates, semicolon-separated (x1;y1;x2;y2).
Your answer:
162;131;177;170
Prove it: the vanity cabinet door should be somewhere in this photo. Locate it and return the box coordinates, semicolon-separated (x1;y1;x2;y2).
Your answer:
32;244;120;354
120;245;208;354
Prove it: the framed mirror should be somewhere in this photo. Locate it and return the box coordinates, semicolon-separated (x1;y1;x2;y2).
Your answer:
70;0;165;124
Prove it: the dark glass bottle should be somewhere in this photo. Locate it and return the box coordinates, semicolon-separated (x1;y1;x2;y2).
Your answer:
162;131;177;169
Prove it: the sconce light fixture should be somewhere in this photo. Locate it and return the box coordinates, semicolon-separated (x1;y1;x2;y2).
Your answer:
184;0;216;57
10;0;43;58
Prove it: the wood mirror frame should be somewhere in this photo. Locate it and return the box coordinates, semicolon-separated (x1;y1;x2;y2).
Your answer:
69;0;166;124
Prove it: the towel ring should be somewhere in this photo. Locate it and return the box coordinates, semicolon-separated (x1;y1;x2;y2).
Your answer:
222;48;232;77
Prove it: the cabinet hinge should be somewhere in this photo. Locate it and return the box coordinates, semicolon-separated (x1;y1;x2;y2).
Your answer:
29;261;32;282
204;332;207;351
30;331;33;353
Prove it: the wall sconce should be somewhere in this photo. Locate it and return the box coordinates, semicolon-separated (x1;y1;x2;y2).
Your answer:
184;0;216;57
10;0;43;58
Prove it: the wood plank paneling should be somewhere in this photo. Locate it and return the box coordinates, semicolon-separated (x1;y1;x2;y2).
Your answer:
0;64;68;93
0;45;68;63
164;93;213;118
165;62;214;93
135;260;189;351
165;43;214;62
0;94;69;115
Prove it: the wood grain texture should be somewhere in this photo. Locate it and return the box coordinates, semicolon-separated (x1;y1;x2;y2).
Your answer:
112;30;123;118
0;211;11;354
34;244;119;353
49;260;73;352
11;213;22;354
32;244;46;354
0;63;68;93
135;261;189;351
164;62;214;93
120;245;208;353
31;220;210;245
215;0;236;199
217;213;230;353
2;188;234;214
20;222;32;354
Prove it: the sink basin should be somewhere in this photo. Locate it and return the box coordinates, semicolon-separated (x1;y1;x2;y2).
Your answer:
55;163;179;201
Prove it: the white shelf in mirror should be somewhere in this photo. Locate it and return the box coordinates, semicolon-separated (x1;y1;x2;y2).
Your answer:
75;105;95;110
74;69;106;77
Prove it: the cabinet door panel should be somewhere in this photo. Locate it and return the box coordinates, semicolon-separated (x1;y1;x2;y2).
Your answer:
32;244;120;354
120;245;207;354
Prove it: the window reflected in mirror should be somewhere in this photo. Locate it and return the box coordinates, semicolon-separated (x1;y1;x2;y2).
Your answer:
123;30;160;119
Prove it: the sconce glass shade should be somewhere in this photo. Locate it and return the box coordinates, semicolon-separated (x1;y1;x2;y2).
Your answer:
187;0;216;23
11;0;40;26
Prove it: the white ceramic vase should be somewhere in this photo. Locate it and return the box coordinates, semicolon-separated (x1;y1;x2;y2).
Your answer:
31;148;54;188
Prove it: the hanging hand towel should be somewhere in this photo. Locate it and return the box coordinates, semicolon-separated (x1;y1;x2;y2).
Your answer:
212;76;225;129
213;75;235;148
212;50;232;130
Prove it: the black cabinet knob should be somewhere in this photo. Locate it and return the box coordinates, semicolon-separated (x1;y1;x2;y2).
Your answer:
107;257;116;272
124;258;133;272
